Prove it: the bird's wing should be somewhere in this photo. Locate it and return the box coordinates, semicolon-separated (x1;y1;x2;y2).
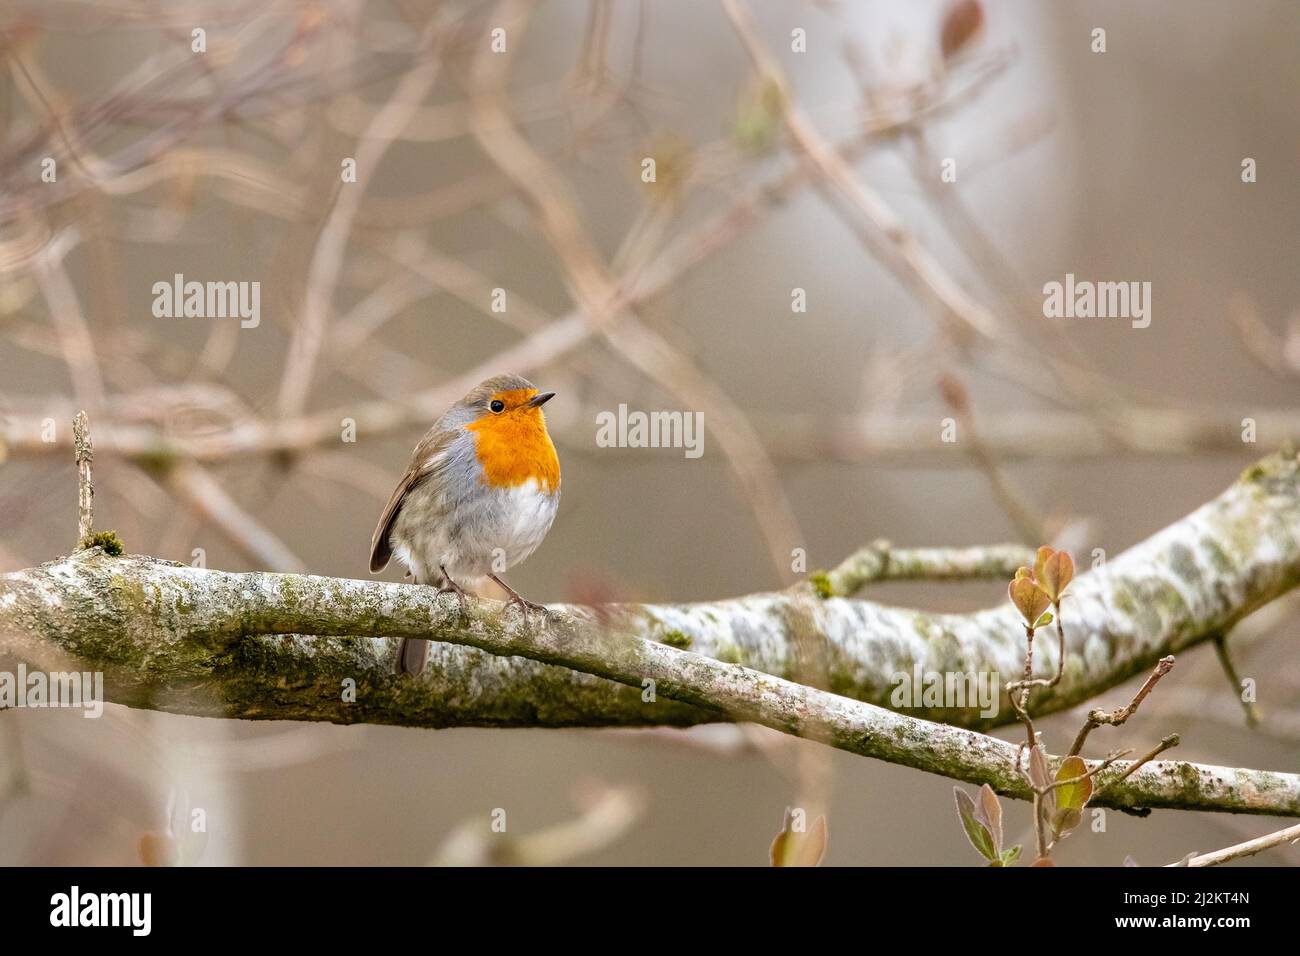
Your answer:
368;425;457;573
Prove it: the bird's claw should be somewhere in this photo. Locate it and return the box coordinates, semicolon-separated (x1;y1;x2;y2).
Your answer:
488;574;550;624
506;595;550;623
435;582;469;616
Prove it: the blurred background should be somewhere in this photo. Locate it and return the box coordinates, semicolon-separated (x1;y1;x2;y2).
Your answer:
0;0;1297;865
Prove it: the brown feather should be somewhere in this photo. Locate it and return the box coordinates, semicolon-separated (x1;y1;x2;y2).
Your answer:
368;426;454;573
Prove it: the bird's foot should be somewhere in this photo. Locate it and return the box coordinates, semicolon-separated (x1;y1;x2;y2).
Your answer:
490;574;550;623
509;595;549;616
435;568;470;616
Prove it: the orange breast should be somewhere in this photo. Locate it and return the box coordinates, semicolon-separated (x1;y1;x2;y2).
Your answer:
466;409;560;492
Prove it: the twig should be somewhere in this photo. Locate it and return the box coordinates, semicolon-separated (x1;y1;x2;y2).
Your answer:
1171;821;1300;868
162;461;306;572
1227;292;1300;382
432;783;646;866
1044;750;1133;794
33;226;105;413
73;410;94;549
1151;688;1300;744
8;404;1300;466
721;0;1001;344
1069;656;1176;757
467;0;805;582
940;374;1047;544
277;24;444;419
1100;734;1180;789
1212;632;1262;728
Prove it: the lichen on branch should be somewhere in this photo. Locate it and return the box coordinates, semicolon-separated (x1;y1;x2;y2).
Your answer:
2;450;1298;817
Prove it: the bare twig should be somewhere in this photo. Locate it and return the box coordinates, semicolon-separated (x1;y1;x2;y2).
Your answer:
1069;656;1176;757
940;374;1047;544
721;0;1001;344
1212;632;1262;728
6;404;1299;466
277;24;444;419
1228;293;1300;382
1171;821;1300;868
467;0;803;581
162;461;306;573
1099;734;1180;789
73;410;94;549
33;227;105;413
432;782;646;866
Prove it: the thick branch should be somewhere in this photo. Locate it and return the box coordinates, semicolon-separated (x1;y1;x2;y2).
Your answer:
2;451;1299;815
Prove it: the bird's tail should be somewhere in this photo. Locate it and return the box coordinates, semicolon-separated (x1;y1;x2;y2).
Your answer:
395;568;433;675
392;572;444;676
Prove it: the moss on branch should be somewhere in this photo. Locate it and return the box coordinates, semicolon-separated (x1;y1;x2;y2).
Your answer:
2;450;1299;816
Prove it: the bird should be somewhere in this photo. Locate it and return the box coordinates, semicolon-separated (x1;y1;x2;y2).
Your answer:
369;373;560;675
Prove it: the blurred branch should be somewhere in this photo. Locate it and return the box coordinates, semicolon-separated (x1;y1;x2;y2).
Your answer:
1171;822;1300;868
722;0;1000;345
32;227;104;413
753;407;1299;462
276;21;443;420
1228;293;1300;382
1152;688;1300;744
820;540;1034;597
4;450;1300;817
1211;631;1262;729
160;461;306;572
467;0;802;579
4;403;1296;465
939;373;1047;543
432;782;646;866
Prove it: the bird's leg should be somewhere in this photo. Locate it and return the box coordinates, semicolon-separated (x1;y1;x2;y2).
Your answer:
437;564;470;614
488;573;548;618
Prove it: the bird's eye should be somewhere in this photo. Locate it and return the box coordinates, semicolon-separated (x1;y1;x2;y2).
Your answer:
490;399;505;413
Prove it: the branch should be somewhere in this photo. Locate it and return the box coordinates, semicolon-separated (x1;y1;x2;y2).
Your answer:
721;0;1000;344
820;540;1035;597
6;405;1298;466
2;549;1295;817
73;410;94;549
1068;656;1176;757
1171;822;1300;867
3;451;1300;817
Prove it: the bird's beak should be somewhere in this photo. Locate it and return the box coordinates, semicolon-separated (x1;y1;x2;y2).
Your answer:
527;391;556;408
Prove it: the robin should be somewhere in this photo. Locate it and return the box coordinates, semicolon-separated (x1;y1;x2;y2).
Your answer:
369;373;560;675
